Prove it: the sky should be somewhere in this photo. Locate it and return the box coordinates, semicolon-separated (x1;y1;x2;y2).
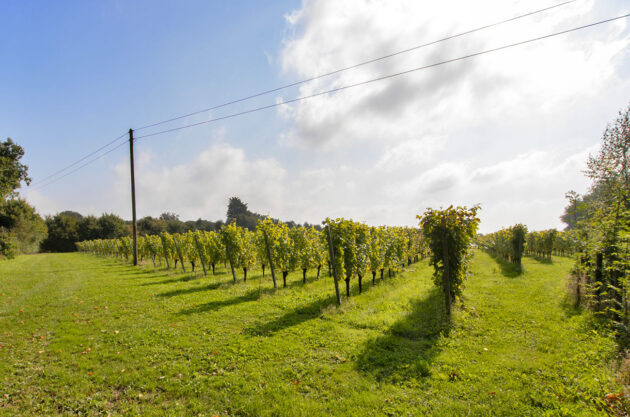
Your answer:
2;0;629;233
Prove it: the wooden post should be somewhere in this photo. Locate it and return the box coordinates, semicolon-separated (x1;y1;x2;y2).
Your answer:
263;230;277;289
442;230;451;317
128;129;138;266
224;236;237;283
194;234;207;276
160;235;171;269
326;224;342;306
173;236;186;272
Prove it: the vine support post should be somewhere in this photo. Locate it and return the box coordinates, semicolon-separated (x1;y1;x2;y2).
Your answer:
442;230;452;317
263;231;277;289
326;224;342;306
225;237;237;283
160;234;170;269
194;234;207;276
173;236;186;272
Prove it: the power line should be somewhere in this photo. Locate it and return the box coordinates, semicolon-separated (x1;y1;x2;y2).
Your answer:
32;140;128;191
133;0;576;132
29;11;629;189
134;13;630;141
26;0;576;189
29;132;128;187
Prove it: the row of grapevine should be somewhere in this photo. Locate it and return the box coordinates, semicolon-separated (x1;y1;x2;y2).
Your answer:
524;229;557;259
418;205;481;316
477;224;527;267
78;218;428;304
322;218;424;303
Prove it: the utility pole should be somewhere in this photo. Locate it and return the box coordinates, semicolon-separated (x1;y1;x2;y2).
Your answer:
129;128;138;266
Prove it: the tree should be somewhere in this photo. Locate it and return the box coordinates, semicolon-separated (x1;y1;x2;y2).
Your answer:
138;216;168;236
98;213;127;239
159;212;186;234
0;138;31;200
227;197;249;224
41;213;80;252
0;199;47;255
78;215;101;241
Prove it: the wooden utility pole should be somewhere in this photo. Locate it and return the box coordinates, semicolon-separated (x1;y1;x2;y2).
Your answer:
129;129;138;266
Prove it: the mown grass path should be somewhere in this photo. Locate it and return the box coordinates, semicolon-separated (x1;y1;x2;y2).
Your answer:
0;251;621;416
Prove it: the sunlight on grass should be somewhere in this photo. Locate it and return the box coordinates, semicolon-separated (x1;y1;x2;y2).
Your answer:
0;251;620;416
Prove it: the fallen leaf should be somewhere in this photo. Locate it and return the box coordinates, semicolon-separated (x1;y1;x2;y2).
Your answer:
605;393;622;402
88;372;93;376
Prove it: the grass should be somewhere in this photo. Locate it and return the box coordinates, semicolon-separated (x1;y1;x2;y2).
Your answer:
0;251;622;416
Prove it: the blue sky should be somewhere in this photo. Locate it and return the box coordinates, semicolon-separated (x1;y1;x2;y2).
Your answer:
2;0;629;232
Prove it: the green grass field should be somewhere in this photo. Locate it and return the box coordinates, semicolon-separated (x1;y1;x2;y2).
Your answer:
0;251;622;416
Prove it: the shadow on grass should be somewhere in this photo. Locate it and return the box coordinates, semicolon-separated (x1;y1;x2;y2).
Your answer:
140;275;200;286
157;281;226;298
178;287;278;315
527;255;553;264
356;287;450;383
245;294;338;336
486;252;523;278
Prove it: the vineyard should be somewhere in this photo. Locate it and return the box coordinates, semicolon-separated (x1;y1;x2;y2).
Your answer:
76;208;586;320
78;217;429;306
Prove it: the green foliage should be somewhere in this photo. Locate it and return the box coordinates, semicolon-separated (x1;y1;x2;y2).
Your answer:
367;226;385;274
418;205;480;307
0;198;47;254
41;213;80;252
0;138;31;200
0;230;17;259
525;229;557;259
477;223;527;267
97;213;127;239
42;212;129;252
565;103;630;345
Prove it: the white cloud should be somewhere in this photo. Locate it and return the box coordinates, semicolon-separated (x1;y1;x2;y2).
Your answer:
23;0;630;235
111;143;287;221
278;0;629;149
